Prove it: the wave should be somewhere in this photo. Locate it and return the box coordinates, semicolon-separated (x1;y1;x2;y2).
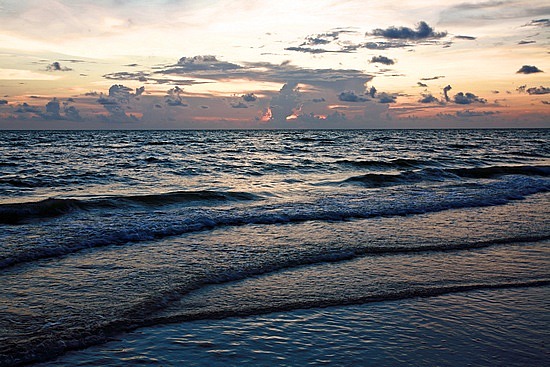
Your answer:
336;158;427;169
449;165;550;179
0;190;259;225
340;165;550;188
4;277;546;367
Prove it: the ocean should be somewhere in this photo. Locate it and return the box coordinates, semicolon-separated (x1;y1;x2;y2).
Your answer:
0;129;548;366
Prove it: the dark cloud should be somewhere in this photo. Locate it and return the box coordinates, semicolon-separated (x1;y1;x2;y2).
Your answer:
15;103;41;114
378;92;396;103
517;85;526;93
135;86;145;96
161;55;242;74
312;98;326;103
43;98;62;119
368;86;377;98
63;105;82;121
159;57;373;90
103;71;150;81
417;82;428;87
370;55;395;65
418;93;439;103
285;46;338;54
454;35;477;40
84;91;99;96
338;91;368;102
0;100;7;105
421;76;445;81
453;92;487;104
46;62;72;72
518;40;536;45
542;101;550;105
523;19;550;27
269;83;301;122
517;65;543;74
443;85;452;102
108;84;133;102
164;86;188;107
371;21;447;40
231;102;248;108
527;86;550;95
242;93;257;102
455;110;498;118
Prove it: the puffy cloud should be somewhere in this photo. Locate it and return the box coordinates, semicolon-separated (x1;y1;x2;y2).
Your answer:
15;102;41;114
338;91;367;102
242;93;257;102
527;86;550;95
109;84;133;101
46;62;72;72
162;55;242;74
370;55;395;65
135;86;145;96
378;92;396;103
368;86;377;98
517;65;543;74
418;94;439;103
63;105;82;121
269;83;301;122
453;92;487;104
164;86;188;107
371;21;447;40
43;98;61;119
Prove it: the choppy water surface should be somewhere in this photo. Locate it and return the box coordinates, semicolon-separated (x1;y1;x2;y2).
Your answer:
0;129;549;366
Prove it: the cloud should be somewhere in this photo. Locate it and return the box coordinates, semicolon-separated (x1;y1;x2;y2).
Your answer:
338;91;367;102
378;92;396;103
417;82;428;87
371;21;447;40
242;93;257;102
14;102;41;114
312;98;326;103
43;98;62;119
269;83;301;122
441;1;550;24
161;55;242;75
103;71;150;81
518;40;536;45
231;102;248;108
517;65;543;74
443;85;452;102
454;35;477;40
285;46;339;54
455;110;498;118
370;55;395;65
63;105;82;121
523;18;550;27
164;86;188;106
453;92;487;104
46;62;72;72
421;76;445;81
418;93;439;103
527;86;550;95
0;100;7;105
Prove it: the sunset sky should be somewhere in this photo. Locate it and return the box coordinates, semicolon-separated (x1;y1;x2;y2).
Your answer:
0;0;548;129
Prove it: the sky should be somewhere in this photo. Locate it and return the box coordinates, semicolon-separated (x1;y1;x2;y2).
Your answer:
0;0;548;129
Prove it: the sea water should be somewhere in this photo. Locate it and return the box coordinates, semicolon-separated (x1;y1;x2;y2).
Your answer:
0;129;548;366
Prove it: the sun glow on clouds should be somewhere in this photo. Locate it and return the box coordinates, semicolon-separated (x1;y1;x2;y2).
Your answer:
0;0;549;128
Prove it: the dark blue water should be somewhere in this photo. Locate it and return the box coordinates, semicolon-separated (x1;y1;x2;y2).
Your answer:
0;130;549;366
